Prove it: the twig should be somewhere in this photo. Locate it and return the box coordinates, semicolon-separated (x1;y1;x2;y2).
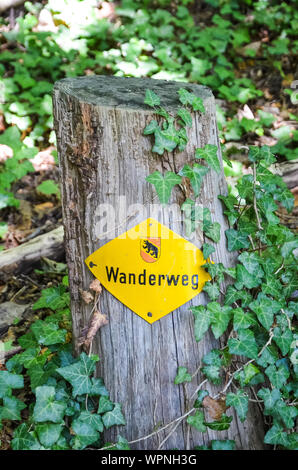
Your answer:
214;329;274;398
190;378;208;400
158;419;184;450
274;262;284;275
248;234;256;251
99;407;195;450
281;308;291;330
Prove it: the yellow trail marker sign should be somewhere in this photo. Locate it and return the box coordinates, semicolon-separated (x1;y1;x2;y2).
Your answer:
85;218;211;324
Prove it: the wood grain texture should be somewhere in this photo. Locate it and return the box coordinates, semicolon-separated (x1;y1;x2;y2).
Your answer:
53;76;265;450
0;226;64;281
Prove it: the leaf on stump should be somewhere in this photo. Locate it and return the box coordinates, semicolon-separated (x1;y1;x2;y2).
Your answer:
78;310;109;351
202;396;227;420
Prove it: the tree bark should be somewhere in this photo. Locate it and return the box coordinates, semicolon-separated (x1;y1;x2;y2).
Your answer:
53;76;265;450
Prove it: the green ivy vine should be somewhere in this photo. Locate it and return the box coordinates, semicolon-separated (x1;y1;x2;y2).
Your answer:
0;284;128;450
144;88;298;450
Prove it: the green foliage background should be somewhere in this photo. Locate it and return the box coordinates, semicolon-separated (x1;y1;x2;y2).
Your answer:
0;0;297;451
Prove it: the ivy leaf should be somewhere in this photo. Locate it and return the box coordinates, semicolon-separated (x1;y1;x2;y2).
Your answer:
286;433;298;450
36;423;63;448
143;120;159;135
201;350;222;385
18;332;38;349
72;420;99;450
242;363;261;385
226;391;248;422
205;262;225;283
224;286;252;307
207;302;232;338
202;243;215;260
90;377;109;397
144;89;160;107
249;293;281;331
0;396;26;420
179;164;209;196
203;282;220;301
11;423;40;450
152;127;178;154
232;308;256;331
31;320;67;346
248;146;276;166
178;88;205;112
218;194;238;212
273;400;297;428
274;187;294;213
28;364;52;391
235;264;262;289
33;286;69;311
102;403;126;429
265;364;290;389
273;327;293;355
225;229;250;251
98;396;114;414
56;352;97;397
146;171;181;205
174;366;192;384
257;388;281;413
281;239;298;258
211;439;235;450
195;144;221;173
74;411;103;433
37;180;60;196
187;410;206;432
0;371;24;398
228;329;258;359
191;306;211;342
264;423;289;447
115;435;130;450
201;365;222;384
238;252;264;278
204;222;221;243
256;345;279;368
177;108;192;127
194;390;209;408
204;414;232;431
258;194;279;225
33;386;66;423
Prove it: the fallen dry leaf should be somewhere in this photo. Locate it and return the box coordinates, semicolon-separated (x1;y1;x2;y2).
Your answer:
34;202;54;219
89;279;102;294
202;396;227;420
0;144;13;163
78;310;109;351
4;229;25;249
0;114;5;132
18;200;32;231
237;104;254;121
30;146;56;172
80;289;94;304
34;8;58;33
95;1;116;20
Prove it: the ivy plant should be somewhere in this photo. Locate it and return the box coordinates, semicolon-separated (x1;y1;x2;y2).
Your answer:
145;88;298;450
0;284;127;450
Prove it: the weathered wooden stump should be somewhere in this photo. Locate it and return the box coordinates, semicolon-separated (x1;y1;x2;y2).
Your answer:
53;76;264;450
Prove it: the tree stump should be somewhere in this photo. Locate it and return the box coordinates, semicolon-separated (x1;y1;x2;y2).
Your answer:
53;76;264;450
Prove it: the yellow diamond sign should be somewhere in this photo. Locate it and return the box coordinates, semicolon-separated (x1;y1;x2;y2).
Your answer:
85;218;211;324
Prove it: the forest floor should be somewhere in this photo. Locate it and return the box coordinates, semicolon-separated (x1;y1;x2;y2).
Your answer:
0;0;297;449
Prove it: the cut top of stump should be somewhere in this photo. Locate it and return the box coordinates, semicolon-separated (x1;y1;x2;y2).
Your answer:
53;75;213;113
